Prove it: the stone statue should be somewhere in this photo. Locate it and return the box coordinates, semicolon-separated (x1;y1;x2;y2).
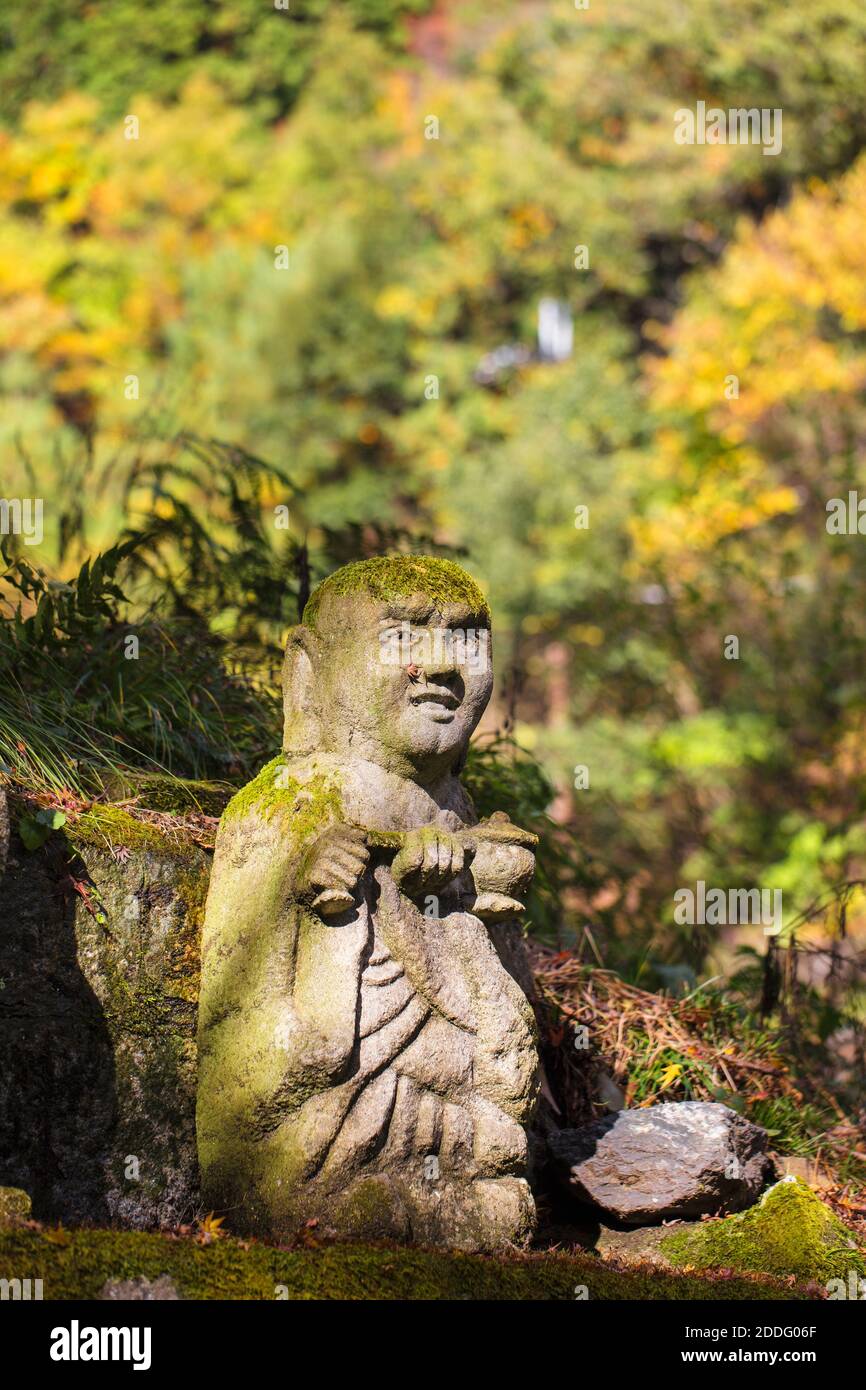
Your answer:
197;556;540;1250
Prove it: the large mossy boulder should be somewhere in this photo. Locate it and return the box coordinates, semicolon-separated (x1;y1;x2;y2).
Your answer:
660;1178;865;1285
0;800;209;1227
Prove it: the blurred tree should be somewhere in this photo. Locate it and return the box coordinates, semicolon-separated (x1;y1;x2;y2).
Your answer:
0;0;435;125
5;0;866;971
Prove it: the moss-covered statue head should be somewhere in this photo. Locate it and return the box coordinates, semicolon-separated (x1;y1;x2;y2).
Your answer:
282;556;493;778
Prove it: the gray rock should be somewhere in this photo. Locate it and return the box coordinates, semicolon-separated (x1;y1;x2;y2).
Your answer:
100;1274;180;1300
594;1220;687;1267
0;802;208;1227
548;1101;774;1224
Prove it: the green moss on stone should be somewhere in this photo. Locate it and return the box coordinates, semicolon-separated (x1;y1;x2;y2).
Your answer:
660;1178;866;1284
334;1179;405;1240
0;1226;819;1301
165;861;208;1004
302;556;491;630
65;805;181;854
222;757;341;837
63;808;208;1025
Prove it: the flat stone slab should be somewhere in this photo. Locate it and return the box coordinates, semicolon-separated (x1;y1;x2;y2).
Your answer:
548;1101;773;1224
595;1220;690;1267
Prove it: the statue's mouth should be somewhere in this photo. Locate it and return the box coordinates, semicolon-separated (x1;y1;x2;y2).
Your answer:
411;686;464;711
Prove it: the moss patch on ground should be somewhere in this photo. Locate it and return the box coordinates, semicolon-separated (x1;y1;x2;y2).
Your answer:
0;1225;821;1300
64;804;185;855
660;1178;865;1284
302;555;491;630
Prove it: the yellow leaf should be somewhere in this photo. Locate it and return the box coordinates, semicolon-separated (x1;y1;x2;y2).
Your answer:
196;1212;226;1240
658;1063;682;1090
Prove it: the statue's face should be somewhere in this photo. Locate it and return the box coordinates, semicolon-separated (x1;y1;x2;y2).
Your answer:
314;593;493;773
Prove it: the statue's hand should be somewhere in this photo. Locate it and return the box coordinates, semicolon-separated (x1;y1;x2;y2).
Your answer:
390;828;466;898
297;824;370;914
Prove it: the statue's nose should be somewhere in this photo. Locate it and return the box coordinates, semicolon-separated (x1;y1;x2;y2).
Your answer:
424;650;460;680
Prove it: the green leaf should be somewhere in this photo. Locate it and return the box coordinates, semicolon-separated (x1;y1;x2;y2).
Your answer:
16;808;67;851
17;814;52;851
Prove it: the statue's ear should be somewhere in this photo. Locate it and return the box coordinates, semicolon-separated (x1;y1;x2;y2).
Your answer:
282;624;323;755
